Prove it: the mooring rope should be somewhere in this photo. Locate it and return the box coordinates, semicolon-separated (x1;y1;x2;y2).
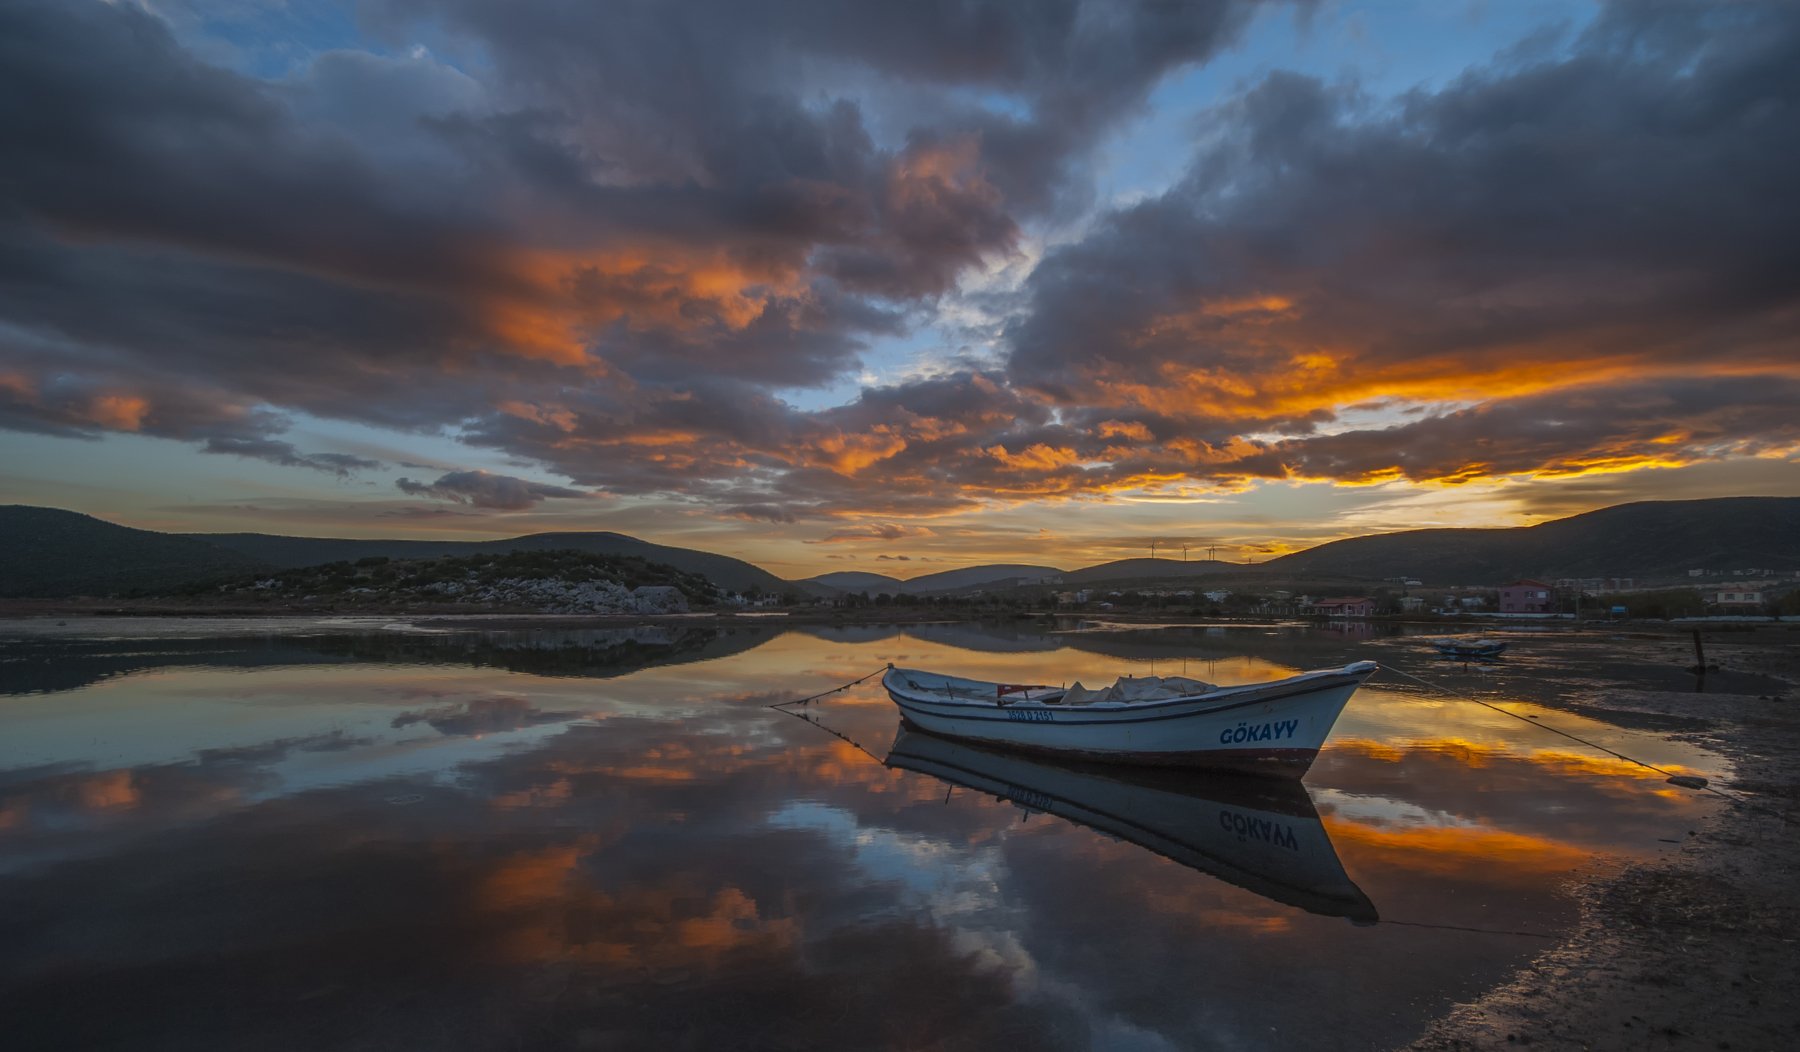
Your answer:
1377;918;1554;939
766;664;891;711
1378;663;1793;823
780;708;889;766
763;664;893;764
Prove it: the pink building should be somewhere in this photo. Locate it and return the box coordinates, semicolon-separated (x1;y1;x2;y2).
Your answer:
1499;580;1556;614
1310;596;1375;618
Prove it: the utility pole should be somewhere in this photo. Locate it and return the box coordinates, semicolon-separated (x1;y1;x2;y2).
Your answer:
1182;545;1189;563
1150;541;1157;560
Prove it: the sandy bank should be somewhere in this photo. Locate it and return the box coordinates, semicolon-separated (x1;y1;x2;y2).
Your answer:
1407;627;1800;1051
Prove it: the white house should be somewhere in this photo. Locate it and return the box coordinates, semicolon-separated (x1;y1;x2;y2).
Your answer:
1709;590;1763;608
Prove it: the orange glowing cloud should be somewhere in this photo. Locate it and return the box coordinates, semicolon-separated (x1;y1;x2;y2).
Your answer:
86;394;151;431
812;428;910;474
986;443;1081;472
467;242;811;365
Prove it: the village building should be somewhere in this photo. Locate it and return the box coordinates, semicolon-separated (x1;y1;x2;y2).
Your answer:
1309;596;1375;618
1499;579;1556;614
1709;589;1764;609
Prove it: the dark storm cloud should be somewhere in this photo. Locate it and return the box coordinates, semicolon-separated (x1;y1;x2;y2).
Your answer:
202;437;385;476
395;470;590;510
458;0;1800;504
726;504;798;524
1009;1;1800;404
1264;376;1800;485
0;0;1259;499
373;0;1256;221
811;522;936;544
3;0;1796;515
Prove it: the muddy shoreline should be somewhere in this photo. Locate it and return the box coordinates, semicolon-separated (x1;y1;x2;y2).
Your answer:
1406;626;1800;1051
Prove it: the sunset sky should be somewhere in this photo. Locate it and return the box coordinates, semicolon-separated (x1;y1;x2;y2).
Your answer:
3;0;1797;579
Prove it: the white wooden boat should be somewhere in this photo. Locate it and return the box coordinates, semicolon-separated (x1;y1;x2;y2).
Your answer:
881;660;1378;775
885;727;1377;921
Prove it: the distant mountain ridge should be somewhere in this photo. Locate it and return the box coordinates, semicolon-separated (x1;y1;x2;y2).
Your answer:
803;499;1800;592
1059;558;1233;585
804;564;1062;596
1264;497;1800;583
189;530;786;594
0;506;265;598
806;571;905;594
0;507;786;597
5;497;1796;600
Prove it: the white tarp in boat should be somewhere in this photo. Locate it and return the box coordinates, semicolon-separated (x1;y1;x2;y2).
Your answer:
1056;675;1215;705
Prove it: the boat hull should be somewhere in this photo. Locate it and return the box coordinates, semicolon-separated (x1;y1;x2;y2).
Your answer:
883;661;1376;776
885;728;1378;921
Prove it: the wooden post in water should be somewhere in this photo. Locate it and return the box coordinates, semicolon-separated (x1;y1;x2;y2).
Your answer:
1690;629;1708;674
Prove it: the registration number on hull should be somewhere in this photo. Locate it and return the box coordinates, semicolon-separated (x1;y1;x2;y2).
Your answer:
1004;707;1055;722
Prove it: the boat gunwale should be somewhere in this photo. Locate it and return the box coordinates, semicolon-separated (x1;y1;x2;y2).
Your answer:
883;661;1377;724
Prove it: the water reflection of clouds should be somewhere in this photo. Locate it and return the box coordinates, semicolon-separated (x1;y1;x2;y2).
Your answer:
0;622;1733;1049
391;695;579;737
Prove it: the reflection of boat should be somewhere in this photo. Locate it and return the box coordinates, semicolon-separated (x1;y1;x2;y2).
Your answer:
885;728;1378;922
1429;638;1507;659
881;661;1378;775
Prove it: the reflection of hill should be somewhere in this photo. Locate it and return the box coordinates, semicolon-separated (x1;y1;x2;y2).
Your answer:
0;638;356;695
899;622;1061;653
1053;623;1400;666
0;625;783;695
793;624;905;645
316;625;782;680
886;728;1377;921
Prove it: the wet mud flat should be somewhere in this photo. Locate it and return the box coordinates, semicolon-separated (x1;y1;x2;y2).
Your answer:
1409;626;1800;1051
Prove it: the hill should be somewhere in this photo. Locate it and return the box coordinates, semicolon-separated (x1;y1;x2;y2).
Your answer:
187;530;787;595
0;506;788;598
206;549;715;613
895;564;1063;594
804;499;1800;595
1267;497;1800;584
805;571;904;595
804;563;1064;596
0;506;266;597
1059;558;1239;585
10;496;1795;601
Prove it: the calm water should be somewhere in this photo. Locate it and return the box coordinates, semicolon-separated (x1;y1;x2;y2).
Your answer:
0;618;1724;1050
